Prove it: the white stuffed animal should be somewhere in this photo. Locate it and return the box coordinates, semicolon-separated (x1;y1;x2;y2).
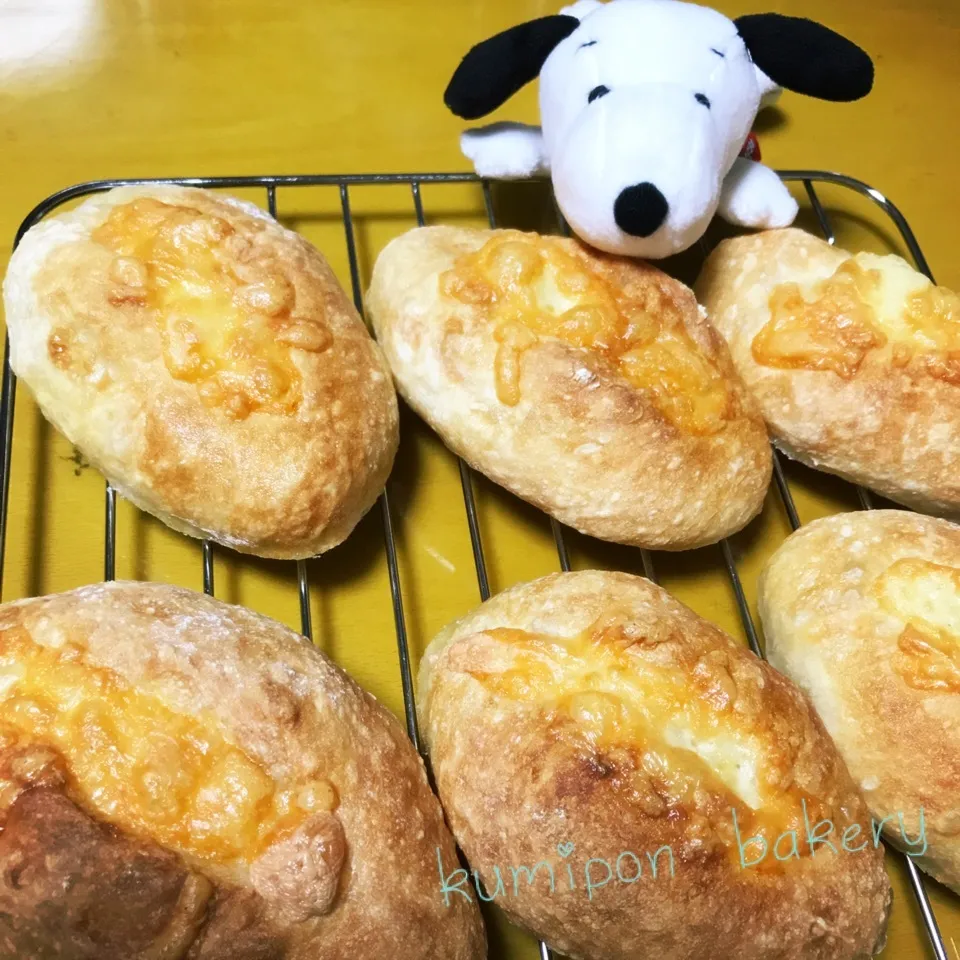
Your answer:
445;0;873;258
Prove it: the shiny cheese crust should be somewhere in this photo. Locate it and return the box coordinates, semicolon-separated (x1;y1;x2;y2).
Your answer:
419;571;890;960
0;582;484;960
760;510;960;894
2;186;399;559
695;227;960;517
366;226;772;551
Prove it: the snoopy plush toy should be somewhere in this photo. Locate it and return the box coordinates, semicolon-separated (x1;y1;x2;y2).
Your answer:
445;0;873;258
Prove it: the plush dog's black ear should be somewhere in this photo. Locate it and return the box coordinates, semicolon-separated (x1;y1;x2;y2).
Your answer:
445;15;580;120
736;14;874;102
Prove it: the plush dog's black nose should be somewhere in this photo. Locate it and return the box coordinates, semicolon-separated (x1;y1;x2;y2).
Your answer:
613;183;669;238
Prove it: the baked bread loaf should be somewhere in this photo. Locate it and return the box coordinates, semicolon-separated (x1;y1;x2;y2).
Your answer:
366;226;771;550
0;581;484;959
419;570;890;960
695;227;960;516
2;186;399;559
761;509;960;894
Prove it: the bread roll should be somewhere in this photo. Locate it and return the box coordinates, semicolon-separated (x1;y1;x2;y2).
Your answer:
366;226;771;550
0;581;484;959
419;570;890;960
761;509;960;893
2;186;399;559
695;227;960;516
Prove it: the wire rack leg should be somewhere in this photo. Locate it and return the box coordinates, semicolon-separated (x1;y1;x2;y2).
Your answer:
804;180;836;245
379;489;420;750
458;459;492;599
104;484;116;581
202;541;215;596
297;558;313;639
771;454;801;532
718;539;761;656
0;338;17;596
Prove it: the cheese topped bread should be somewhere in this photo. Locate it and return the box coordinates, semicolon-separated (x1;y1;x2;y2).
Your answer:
367;226;772;551
420;570;890;960
0;581;485;959
761;509;960;894
3;186;399;558
695;227;960;516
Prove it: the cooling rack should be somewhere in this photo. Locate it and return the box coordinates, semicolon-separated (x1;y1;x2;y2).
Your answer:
0;170;950;960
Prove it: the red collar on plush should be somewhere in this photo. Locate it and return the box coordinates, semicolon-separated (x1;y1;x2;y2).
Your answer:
739;132;761;162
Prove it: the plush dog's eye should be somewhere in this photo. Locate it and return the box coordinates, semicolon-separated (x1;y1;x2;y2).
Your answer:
695;92;711;108
588;85;610;104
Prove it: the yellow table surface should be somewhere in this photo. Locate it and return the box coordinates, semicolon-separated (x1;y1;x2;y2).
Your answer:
1;1;959;957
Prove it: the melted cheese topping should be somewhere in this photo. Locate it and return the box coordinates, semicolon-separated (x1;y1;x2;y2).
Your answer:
440;233;734;435
873;557;960;692
0;627;336;865
88;198;332;419
753;254;960;382
465;621;827;865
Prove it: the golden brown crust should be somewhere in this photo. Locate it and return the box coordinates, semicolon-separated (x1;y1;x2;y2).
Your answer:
760;510;960;893
0;582;484;960
367;226;772;551
419;570;890;960
0;786;220;960
2;186;399;559
695;227;960;517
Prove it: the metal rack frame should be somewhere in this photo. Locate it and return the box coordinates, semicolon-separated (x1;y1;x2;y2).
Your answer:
0;170;948;959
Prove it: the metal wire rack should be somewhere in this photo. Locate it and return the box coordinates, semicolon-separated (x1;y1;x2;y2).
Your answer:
0;169;949;960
